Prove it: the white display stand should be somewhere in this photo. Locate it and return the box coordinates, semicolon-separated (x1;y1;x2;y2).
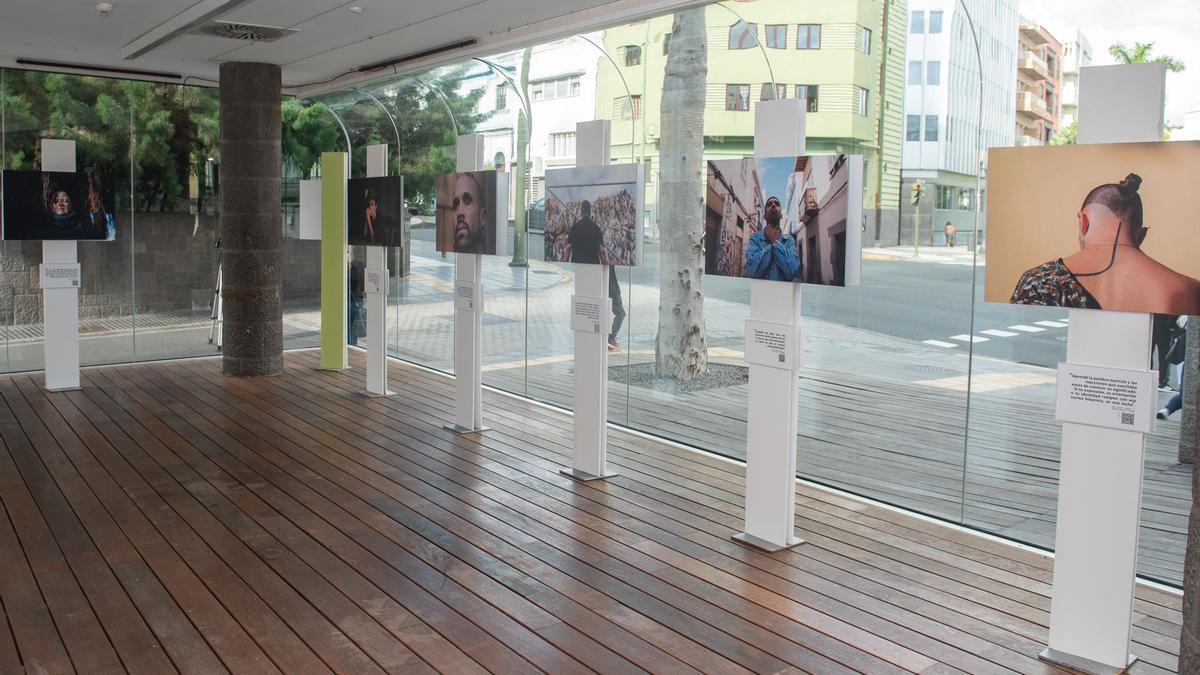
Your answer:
362;144;394;397
298;179;321;240
1039;63;1166;675
444;135;488;434
41;139;81;391
733;99;806;552
561;120;617;482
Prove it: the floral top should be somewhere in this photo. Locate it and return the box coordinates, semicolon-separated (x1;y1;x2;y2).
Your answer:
1010;259;1101;309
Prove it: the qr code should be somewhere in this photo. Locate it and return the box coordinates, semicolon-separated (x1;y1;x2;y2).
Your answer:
777;353;786;363
1121;412;1135;426
593;322;600;332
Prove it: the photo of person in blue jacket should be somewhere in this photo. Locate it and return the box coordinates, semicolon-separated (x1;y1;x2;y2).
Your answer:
744;196;800;281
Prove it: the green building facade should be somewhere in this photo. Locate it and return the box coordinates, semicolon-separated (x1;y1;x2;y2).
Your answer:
598;0;907;244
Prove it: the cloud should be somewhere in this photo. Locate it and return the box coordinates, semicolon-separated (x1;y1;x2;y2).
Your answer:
1019;0;1199;122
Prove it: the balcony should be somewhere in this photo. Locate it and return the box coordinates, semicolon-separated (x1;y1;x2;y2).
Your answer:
1016;91;1053;122
1019;24;1052;46
1016;134;1043;147
1017;51;1052;82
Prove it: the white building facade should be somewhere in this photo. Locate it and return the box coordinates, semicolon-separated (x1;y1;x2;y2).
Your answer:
460;35;603;211
1059;29;1092;128
900;0;1018;246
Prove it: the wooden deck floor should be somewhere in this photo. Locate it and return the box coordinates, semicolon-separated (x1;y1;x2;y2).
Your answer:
478;357;1189;585
0;349;1182;674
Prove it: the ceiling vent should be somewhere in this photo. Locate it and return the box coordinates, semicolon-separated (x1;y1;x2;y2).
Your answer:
192;20;298;42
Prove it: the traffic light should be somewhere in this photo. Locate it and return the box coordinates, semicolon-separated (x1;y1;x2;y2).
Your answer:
910;182;923;206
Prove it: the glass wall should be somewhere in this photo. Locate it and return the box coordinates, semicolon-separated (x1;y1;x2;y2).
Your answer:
0;70;322;371
332;0;1188;588
0;0;1190;587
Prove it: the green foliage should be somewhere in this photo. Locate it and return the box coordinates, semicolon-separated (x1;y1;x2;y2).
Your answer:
1108;42;1186;72
4;65;485;215
2;70;218;212
1050;120;1077;145
291;66;489;214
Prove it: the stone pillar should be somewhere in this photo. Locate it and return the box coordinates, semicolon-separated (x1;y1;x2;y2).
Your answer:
219;62;282;377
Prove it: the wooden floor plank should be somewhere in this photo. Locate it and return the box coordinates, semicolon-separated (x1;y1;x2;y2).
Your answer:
166;360;716;675
290;353;1070;672
0;349;1182;674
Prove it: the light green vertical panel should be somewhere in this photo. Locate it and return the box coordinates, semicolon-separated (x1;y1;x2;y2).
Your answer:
320;152;347;369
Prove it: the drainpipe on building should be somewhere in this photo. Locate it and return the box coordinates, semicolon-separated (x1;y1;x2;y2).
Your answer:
873;0;892;245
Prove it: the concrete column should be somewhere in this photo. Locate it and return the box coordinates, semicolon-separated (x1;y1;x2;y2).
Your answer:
219;62;282;377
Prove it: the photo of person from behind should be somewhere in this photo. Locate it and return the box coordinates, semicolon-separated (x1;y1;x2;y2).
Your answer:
745;195;799;281
542;164;641;266
564;200;607;265
1010;173;1200;314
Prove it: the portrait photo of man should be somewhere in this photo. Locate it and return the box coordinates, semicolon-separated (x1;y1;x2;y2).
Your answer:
745;196;799;281
436;170;504;256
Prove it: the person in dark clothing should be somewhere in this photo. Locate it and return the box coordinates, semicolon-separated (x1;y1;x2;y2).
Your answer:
565;200;608;265
348;259;365;346
1152;313;1179;390
608;265;625;350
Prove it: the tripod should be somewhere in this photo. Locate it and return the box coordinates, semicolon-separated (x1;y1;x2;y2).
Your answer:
208;239;223;350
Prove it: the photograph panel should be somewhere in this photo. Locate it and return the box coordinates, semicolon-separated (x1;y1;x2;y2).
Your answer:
346;176;404;247
2;170;116;241
435;170;503;256
543;164;643;266
704;154;861;286
986;141;1200;314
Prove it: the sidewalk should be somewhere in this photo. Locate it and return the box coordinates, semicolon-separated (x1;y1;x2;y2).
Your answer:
863;244;984;266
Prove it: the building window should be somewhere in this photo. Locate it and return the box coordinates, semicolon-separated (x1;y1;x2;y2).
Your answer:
729;21;758;50
911;10;925;33
550;131;576;158
531;74;582;101
856;87;869;116
662;32;672;55
796;24;821;49
761;83;786;101
623;45;642;67
929;10;943;33
906;114;920;141
795;84;819;112
766;24;788;49
959;188;975;211
616;95;643;120
908;61;923;85
927;61;941;85
494;151;506;169
725;84;750;111
925;115;939;141
859;27;872;54
936;185;954;210
495;84;507;110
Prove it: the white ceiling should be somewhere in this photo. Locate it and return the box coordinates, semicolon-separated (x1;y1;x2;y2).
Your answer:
0;0;697;94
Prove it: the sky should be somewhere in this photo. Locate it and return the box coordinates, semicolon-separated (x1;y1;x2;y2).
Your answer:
1019;0;1200;125
757;156;794;205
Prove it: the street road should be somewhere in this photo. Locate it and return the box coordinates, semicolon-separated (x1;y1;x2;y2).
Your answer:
414;227;1073;369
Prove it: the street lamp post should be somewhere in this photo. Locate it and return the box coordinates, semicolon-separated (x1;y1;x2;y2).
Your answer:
910;181;924;257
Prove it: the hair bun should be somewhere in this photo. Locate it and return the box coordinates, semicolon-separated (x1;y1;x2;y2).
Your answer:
1119;173;1142;194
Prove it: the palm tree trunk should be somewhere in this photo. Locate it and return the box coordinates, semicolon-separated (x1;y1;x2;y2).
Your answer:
654;7;709;381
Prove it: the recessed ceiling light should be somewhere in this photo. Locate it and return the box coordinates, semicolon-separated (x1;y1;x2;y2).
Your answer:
349;6;363;13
